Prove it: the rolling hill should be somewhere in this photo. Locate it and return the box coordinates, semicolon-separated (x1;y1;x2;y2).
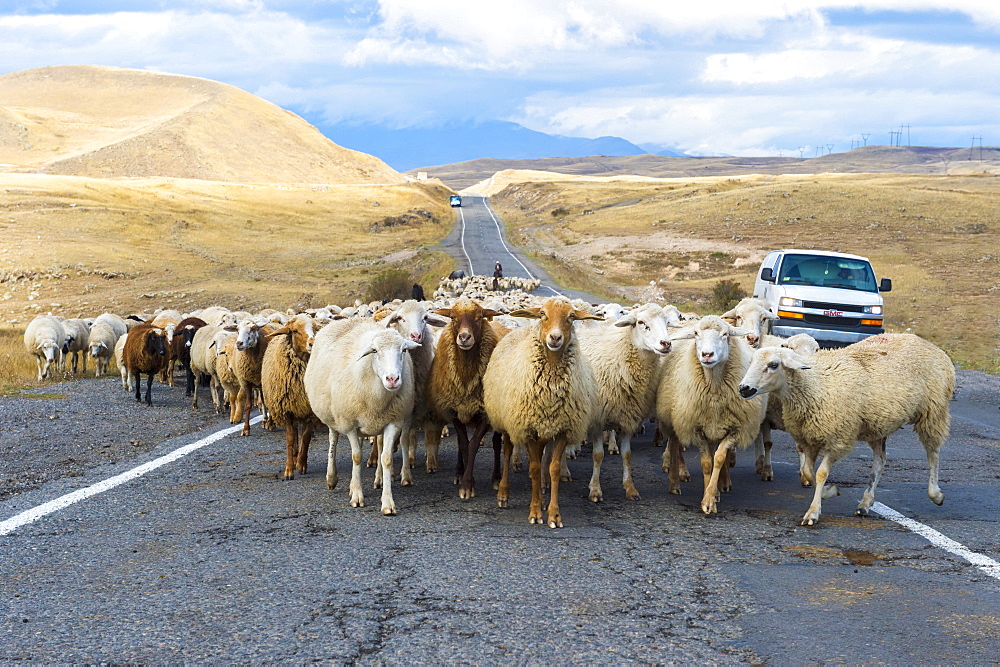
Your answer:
0;65;403;185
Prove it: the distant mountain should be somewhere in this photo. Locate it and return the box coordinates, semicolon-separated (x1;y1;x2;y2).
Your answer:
307;119;649;172
0;65;402;184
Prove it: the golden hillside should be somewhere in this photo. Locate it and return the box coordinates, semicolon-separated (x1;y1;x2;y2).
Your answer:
0;65;402;185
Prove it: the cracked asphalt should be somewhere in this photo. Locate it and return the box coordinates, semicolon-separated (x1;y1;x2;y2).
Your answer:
0;368;998;662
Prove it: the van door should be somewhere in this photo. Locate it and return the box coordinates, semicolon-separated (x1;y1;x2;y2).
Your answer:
754;251;782;302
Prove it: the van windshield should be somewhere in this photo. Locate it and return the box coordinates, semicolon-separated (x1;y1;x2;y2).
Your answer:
777;254;877;292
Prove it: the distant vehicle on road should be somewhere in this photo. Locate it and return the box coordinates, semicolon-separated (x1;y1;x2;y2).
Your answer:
753;249;891;346
449;195;462;207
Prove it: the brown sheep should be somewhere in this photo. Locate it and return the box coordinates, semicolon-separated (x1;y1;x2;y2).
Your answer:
231;318;279;437
215;334;241;424
122;324;169;406
262;316;323;480
427;299;505;499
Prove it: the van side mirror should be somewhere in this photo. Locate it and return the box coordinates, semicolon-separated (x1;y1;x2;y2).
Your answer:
879;278;892;292
760;267;775;283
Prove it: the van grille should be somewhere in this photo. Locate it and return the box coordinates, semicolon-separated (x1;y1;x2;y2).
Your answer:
802;301;864;313
803;313;861;326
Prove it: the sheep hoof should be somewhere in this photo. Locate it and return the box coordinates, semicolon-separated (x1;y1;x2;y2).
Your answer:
760;467;773;482
373;480;382;489
679;471;691;483
627;491;641;501
566;450;577;460
856;507;870;516
459;486;476;499
701;499;717;514
283;473;294;481
589;490;603;503
548;520;563;529
492;480;500;491
512;461;523;472
401;478;413;487
350;498;365;508
560;473;572;482
931;492;945;506
425;465;438;474
529;515;542;524
497;498;509;508
381;505;397;516
240;427;250;437
608;446;620;456
326;477;338;490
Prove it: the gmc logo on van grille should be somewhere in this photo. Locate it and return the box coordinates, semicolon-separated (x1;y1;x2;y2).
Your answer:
823;309;844;317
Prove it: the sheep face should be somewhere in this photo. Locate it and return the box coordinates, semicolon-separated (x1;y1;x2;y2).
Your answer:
385;302;449;344
433;300;501;351
147;329;168;357
510;298;603;352
89;341;108;358
596;303;627;322
359;330;420;391
270;317;316;360
38;340;59;362
738;347;812;399
721;300;778;348
671;315;752;369
235;320;262;352
614;304;674;355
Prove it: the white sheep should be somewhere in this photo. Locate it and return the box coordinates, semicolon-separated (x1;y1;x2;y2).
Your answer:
656;315;767;514
483;298;601;528
738;333;954;525
87;321;119;376
579;303;678;502
304;319;419;515
61;318;91;374
23;315;66;381
114;334;130;391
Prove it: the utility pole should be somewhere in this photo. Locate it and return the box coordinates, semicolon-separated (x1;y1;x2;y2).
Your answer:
904;124;911;146
862;133;870;146
798;147;806;158
826;143;834;155
971;135;983;161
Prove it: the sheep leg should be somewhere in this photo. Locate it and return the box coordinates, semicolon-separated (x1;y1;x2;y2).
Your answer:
620;433;640;501
144;371;154;406
652;425;663;448
424;425;442;474
184;362;195;397
346;430;365;507
133;369;142;403
666;432;685;494
325;428;339;490
459;418;489;499
511;439;524;471
802;454;838;526
379;424;400;515
546;435;569;529
491;431;503;491
374;435;384;488
589;431;605;503
799;446;816;487
283;425;298;480
406;428;417;470
606;429;619;456
366;436;378;468
719;450;733;493
191;371;201;409
701;438;738;515
453;419;469;486
857;438;888;515
755;428;774;482
526;438;545;524
916;417;947;506
296;425;313;476
497;433;513;508
240;385;253;437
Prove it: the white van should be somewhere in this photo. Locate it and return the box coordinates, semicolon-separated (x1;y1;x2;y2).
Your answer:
753;249;891;346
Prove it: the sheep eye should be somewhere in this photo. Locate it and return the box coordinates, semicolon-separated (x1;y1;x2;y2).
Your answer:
768;361;780;369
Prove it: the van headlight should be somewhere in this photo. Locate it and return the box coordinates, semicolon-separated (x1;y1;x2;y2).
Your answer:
779;297;802;307
863;305;883;315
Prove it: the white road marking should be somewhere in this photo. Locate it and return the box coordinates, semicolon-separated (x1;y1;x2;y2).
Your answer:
872;502;1000;580
0;416;263;536
458;205;474;275
481;198;564;297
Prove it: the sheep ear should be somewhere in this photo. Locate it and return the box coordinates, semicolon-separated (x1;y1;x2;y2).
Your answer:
780;349;812;370
720;307;738;320
509;308;542;319
432;308;453;319
425;314;449;327
728;326;753;337
358;347;377;360
402;340;421;351
669;328;696;341
482;309;503;319
572;309;603;321
266;326;290;338
614;313;637;327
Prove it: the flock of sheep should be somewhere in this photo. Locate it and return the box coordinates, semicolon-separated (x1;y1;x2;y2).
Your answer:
22;277;955;528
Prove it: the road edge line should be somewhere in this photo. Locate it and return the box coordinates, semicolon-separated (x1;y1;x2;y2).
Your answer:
0;415;264;536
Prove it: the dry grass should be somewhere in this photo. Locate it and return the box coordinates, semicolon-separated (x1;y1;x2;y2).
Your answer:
493;172;1000;371
0;174;457;394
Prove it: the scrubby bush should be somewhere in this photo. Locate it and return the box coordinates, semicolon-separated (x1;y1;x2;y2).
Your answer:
364;268;412;303
710;279;747;312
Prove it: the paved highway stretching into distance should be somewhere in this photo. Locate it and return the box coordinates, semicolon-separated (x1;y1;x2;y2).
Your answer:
0;199;998;662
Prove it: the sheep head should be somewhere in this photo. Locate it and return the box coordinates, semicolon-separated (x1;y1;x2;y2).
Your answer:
510;298;602;353
269;316;317;359
147;328;168;357
738;346;812;399
384;300;449;344
433;299;502;351
358;329;420;391
781;333;820;356
670;315;752;369
721;298;778;348
614;303;676;355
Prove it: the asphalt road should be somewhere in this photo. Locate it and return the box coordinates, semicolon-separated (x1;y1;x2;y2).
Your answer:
1;200;998;662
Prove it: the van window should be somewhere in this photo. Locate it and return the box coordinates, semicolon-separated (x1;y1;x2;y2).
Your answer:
777;254;877;292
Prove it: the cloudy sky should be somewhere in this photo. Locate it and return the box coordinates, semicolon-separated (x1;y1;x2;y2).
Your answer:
2;0;998;156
